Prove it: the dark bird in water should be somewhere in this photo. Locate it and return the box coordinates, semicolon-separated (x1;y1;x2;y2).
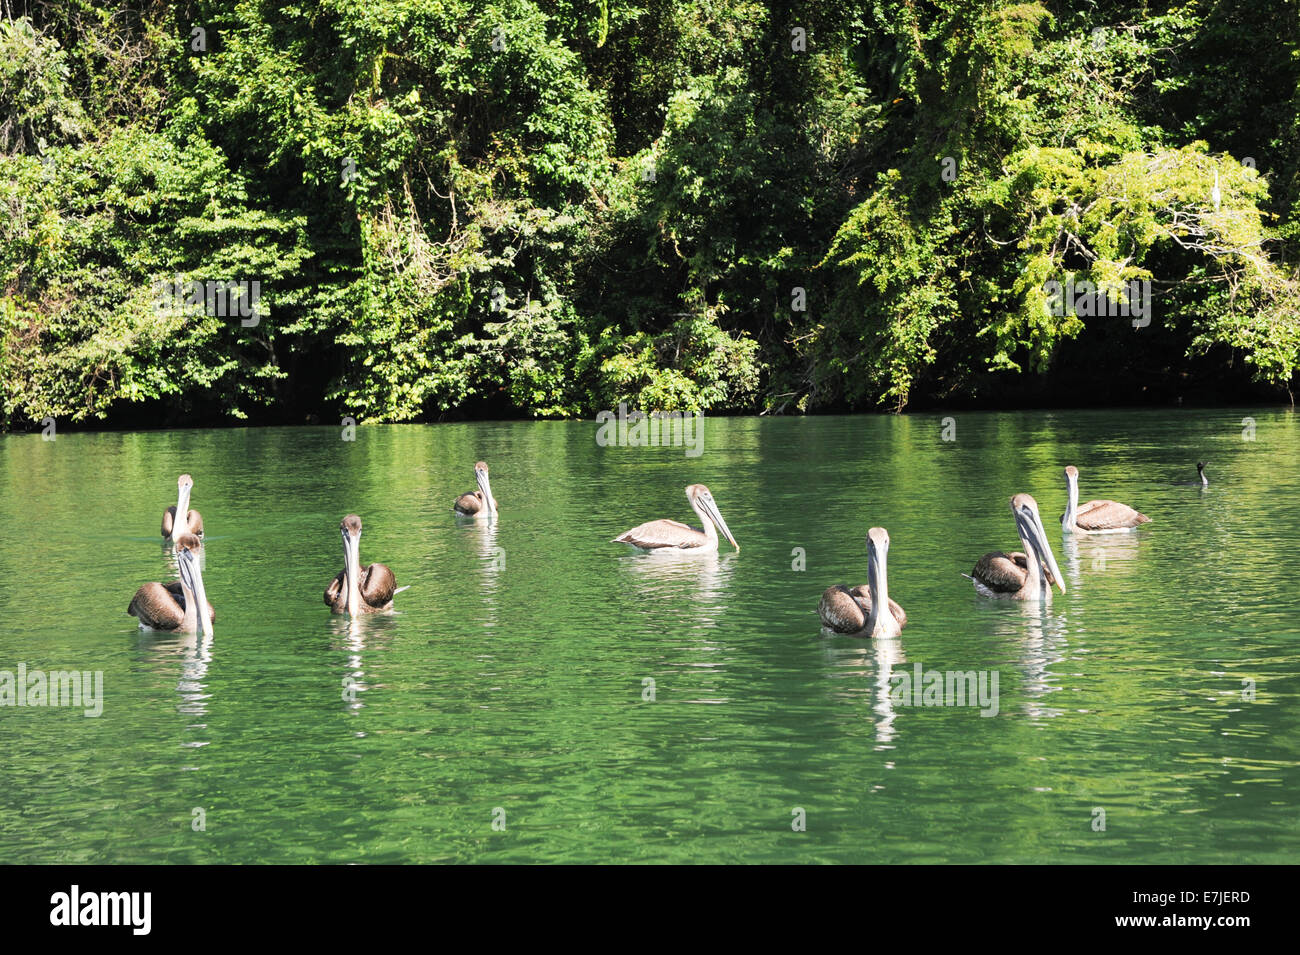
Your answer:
969;494;1066;601
161;473;204;541
1060;465;1151;533
129;534;214;633
613;484;740;553
452;461;498;518
819;527;907;638
1178;461;1209;487
325;515;406;615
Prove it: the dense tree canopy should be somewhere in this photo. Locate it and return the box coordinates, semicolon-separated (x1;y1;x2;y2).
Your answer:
2;1;1298;429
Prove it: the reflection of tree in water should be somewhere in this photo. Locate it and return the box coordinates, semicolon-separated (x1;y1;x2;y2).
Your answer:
1062;533;1142;584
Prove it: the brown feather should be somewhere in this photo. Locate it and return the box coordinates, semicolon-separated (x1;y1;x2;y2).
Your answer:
128;582;186;631
453;491;483;514
818;584;907;634
613;518;708;550
1074;499;1150;530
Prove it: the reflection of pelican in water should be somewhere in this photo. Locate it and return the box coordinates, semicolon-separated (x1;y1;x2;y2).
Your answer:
1061;465;1150;533
820;635;907;747
161;473;204;542
326;614;398;713
136;628;215;719
969;494;1065;601
129;534;214;633
819;527;906;639
613;484;739;553
1061;531;1142;582
1018;603;1068;722
453;461;498;518
326;515;407;615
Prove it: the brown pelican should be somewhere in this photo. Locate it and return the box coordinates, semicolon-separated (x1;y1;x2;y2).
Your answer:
325;514;404;615
161;473;204;541
128;534;214;633
819;527;907;638
452;461;498;517
1061;465;1151;533
969;494;1066;600
613;484;739;553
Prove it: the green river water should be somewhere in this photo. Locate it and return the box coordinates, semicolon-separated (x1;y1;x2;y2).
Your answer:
1;409;1297;863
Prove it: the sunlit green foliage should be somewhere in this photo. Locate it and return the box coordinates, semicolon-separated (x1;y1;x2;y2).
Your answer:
2;1;1298;429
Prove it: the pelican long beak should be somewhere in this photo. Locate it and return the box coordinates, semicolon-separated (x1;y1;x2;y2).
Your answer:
476;469;497;516
701;497;739;551
1027;508;1066;593
868;537;887;604
342;527;361;615
176;483;192;525
178;548;211;636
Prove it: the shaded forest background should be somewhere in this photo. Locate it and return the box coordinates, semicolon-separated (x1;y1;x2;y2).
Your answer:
2;0;1299;430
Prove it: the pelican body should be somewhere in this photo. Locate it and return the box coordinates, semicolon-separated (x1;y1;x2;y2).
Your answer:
326;514;400;615
453;461;498;517
162;473;204;541
613;484;739;553
819;527;906;638
1061;465;1150;533
971;494;1066;601
129;534;214;633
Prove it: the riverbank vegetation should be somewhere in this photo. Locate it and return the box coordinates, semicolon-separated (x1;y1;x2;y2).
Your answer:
2;1;1298;429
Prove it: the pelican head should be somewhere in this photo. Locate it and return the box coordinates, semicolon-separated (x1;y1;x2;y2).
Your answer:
1062;465;1081;529
175;533;211;635
1011;493;1065;593
686;484;739;551
475;461;498;516
340;514;363;615
867;525;890;595
176;472;194;511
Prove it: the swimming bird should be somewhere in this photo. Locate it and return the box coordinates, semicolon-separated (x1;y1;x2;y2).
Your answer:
161;473;204;541
1178;461;1209;487
129;534;214;633
452;461;498;518
969;494;1066;600
613;484;739;553
1061;465;1151;533
819;527;906;638
325;515;404;615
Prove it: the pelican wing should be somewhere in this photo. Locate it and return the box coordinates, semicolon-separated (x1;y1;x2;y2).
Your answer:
161;506;177;538
971;551;1028;594
187;509;204;536
128;582;184;630
820;585;907;633
453;492;483;514
613;519;706;550
325;569;346;609
1075;499;1150;530
361;563;397;609
819;585;867;633
161;581;215;622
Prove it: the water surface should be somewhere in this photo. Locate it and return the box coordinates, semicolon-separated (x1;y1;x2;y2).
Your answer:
1;409;1297;862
